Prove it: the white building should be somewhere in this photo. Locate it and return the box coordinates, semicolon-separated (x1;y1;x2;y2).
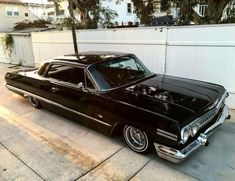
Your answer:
0;0;39;32
193;4;208;17
22;0;54;19
52;0;138;26
101;0;138;25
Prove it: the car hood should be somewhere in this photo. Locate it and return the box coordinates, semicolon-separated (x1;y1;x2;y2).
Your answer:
108;74;225;123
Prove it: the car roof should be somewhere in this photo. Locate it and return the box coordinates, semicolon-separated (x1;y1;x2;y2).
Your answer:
48;51;132;67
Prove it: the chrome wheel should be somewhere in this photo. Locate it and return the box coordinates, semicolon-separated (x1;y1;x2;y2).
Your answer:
123;125;149;153
28;96;41;108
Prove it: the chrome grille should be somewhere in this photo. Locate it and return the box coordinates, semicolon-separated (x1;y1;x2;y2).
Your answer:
197;92;226;129
198;109;217;129
180;91;227;143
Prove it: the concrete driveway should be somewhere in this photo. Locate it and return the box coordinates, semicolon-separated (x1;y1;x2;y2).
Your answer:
0;63;234;181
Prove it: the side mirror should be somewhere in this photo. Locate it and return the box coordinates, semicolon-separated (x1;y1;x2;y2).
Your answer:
77;82;87;92
77;82;84;89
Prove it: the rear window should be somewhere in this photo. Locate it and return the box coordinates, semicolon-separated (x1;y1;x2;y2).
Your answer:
46;64;85;85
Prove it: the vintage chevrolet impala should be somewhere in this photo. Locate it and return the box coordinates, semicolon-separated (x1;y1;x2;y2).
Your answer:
5;51;231;163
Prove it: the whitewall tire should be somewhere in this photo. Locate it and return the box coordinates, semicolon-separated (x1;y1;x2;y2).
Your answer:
28;96;41;108
123;125;149;153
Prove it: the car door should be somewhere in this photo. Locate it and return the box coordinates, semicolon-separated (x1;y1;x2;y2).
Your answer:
44;63;111;131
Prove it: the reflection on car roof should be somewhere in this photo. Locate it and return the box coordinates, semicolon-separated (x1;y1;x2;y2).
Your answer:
51;51;131;66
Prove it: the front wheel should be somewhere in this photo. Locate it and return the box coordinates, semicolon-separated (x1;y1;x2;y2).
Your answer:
28;96;41;108
123;125;150;153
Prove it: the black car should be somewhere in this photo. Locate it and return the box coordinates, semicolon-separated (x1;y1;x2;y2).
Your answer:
5;51;230;163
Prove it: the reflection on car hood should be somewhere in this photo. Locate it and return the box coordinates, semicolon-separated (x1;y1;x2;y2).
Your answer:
109;74;225;123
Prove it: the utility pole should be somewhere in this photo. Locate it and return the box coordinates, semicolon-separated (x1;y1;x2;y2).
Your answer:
68;0;78;54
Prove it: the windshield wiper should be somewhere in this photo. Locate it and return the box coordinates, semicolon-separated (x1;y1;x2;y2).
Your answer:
126;74;145;81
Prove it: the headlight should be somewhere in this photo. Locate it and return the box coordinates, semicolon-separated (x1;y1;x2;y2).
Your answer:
182;129;192;143
181;122;202;144
191;124;199;136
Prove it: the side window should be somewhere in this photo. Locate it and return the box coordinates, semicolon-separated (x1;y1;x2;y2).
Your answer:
85;74;95;90
46;64;84;85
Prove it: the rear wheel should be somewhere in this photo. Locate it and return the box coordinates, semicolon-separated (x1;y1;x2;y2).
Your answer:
28;96;41;108
123;125;150;153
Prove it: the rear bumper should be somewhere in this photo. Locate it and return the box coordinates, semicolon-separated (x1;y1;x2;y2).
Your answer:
154;105;230;163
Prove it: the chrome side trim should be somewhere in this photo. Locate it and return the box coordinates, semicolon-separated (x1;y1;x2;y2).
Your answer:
6;85;112;127
154;104;229;163
157;129;178;141
157;129;178;138
157;132;178;141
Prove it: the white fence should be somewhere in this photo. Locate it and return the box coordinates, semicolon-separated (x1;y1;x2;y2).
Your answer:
10;33;35;67
1;25;235;108
0;33;34;66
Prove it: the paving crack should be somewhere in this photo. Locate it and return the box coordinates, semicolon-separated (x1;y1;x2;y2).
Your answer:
74;146;126;181
128;156;153;181
0;142;46;181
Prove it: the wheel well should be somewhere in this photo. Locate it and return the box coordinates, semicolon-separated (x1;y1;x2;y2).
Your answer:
109;122;153;138
109;122;125;137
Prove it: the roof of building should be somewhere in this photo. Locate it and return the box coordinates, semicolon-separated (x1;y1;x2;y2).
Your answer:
9;27;57;34
0;0;23;4
50;51;131;66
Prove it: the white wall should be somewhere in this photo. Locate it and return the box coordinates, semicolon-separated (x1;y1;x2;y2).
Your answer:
31;25;235;109
166;25;235;108
11;34;35;66
32;31;74;63
0;33;35;66
32;27;167;74
1;25;234;108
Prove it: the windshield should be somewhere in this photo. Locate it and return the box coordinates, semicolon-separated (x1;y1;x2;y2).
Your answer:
88;55;152;90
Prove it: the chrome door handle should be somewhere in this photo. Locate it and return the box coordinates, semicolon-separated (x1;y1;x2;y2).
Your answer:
51;87;60;92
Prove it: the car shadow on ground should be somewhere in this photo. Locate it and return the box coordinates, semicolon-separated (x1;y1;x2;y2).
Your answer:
39;105;235;181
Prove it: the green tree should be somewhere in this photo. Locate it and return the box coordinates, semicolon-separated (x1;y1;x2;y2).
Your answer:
69;0;117;29
131;0;155;25
161;0;231;25
222;1;235;23
48;0;63;16
205;0;231;24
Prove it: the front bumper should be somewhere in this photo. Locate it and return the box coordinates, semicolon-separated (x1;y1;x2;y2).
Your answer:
154;105;230;163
